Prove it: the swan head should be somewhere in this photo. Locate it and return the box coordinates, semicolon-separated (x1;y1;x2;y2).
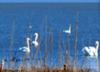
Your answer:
96;40;99;46
26;37;30;41
34;33;38;36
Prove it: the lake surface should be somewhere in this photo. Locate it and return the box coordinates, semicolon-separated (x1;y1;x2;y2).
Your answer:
0;3;100;71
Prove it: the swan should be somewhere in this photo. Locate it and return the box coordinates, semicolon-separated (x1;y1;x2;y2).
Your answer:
1;59;5;70
82;41;99;58
19;37;31;54
63;24;71;34
32;33;39;47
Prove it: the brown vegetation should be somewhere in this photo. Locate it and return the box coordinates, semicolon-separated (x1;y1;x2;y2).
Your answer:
1;64;91;72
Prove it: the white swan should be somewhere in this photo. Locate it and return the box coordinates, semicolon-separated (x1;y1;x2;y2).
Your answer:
1;59;5;70
63;24;71;34
19;37;30;54
32;33;39;47
82;41;99;58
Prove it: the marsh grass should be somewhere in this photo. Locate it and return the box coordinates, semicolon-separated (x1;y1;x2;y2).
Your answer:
1;65;91;72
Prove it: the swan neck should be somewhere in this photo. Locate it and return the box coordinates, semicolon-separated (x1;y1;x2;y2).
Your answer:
69;25;71;31
96;43;99;50
35;34;38;41
27;39;30;48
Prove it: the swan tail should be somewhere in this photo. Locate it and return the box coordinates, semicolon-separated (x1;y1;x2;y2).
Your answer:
19;47;26;51
32;41;35;44
82;47;90;56
19;47;22;50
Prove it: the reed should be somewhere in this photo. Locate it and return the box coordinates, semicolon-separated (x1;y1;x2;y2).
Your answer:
73;12;79;72
1;14;96;72
58;32;62;68
9;18;16;71
1;65;91;72
44;15;48;71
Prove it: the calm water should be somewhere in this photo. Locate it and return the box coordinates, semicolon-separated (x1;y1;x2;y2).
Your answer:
0;3;100;71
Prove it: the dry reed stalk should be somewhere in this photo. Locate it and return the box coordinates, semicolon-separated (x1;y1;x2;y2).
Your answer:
58;32;62;68
9;18;16;71
48;28;53;68
64;32;71;69
96;58;99;72
73;12;79;72
44;15;48;71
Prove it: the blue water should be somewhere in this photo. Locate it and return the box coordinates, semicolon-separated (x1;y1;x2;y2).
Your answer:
0;3;100;71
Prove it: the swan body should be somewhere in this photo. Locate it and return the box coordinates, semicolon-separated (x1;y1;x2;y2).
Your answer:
19;37;30;54
63;25;71;34
32;33;39;47
82;41;99;58
19;47;30;53
1;59;5;70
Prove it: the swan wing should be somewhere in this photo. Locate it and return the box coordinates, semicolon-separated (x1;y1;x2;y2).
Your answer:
82;47;89;53
35;42;39;47
89;47;96;51
32;41;39;47
82;47;90;56
88;47;96;57
63;30;69;33
32;41;35;44
19;47;30;53
89;47;98;58
19;47;26;50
